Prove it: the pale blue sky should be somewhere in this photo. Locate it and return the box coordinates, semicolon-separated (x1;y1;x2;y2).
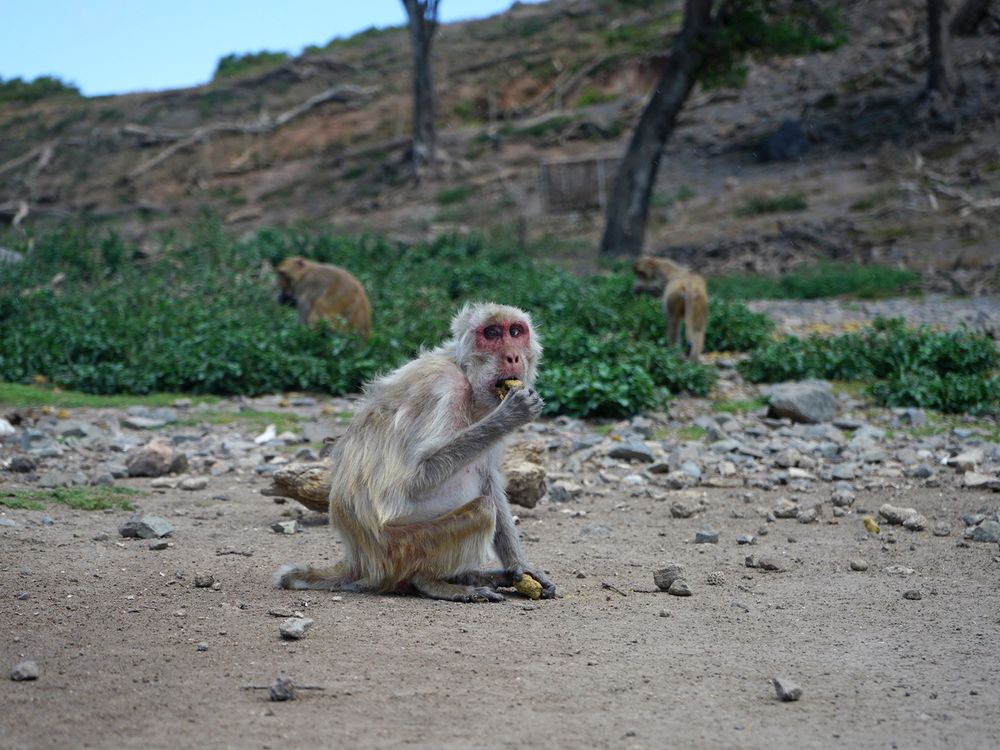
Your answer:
0;0;539;97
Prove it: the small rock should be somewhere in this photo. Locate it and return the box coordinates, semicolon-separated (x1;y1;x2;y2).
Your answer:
194;573;215;588
902;589;922;601
849;559;869;571
653;563;684;591
758;557;786;572
971;520;1000;543
548;480;583;504
830;488;855;508
279;617;314;640
9;456;37;473
706;571;725;586
269;677;296;701
884;565;915;576
197;642;209;652
148;540;169;551
670;500;700;519
796;508;818;524
772;498;800;519
10;660;39;681
932;523;951;537
179;476;209;491
119;514;175;539
123;416;167;430
17;592;30;600
964;472;999;489
831;464;857;481
736;534;756;545
879;503;919;526
608;439;655;464
902;513;927;532
764;381;836;424
126;439;176;478
695;530;720;544
667;579;692;596
271;521;298;535
772;676;802;702
949;449;983;473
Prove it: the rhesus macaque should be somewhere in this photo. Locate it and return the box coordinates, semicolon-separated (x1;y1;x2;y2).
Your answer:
276;302;556;603
633;256;708;361
274;256;372;338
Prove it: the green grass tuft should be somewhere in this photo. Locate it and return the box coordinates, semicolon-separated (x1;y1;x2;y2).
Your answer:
735;193;808;217
1;486;142;512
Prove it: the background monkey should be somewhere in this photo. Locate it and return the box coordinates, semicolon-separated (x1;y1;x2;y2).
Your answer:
274;256;372;338
277;302;556;603
633;256;708;362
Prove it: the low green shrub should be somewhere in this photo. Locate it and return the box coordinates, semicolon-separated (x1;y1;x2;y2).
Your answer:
0;223;742;418
0;75;81;103
735;193;807;216
710;262;921;300
740;317;998;413
213;50;289;80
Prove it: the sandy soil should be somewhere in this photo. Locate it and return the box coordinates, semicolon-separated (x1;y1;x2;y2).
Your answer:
3;469;998;749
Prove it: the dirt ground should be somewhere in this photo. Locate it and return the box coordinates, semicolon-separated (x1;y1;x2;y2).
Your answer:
3;466;998;749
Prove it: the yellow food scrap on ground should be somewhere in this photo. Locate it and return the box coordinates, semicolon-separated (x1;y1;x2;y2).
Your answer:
514;574;543;600
57;408;70;419
863;516;880;534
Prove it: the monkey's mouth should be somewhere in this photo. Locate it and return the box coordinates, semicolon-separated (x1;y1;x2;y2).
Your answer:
495;378;524;401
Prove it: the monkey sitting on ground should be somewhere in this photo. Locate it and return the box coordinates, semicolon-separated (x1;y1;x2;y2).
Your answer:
274;256;372;338
633;256;708;362
276;302;557;603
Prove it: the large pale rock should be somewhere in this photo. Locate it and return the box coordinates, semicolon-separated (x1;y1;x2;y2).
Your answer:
126;439;176;478
764;381;837;424
503;442;547;509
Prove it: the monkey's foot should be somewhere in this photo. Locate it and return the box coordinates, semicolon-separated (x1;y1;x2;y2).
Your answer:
412;577;505;603
450;569;517;588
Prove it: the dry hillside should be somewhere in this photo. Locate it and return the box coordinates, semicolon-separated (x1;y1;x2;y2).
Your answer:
1;0;998;287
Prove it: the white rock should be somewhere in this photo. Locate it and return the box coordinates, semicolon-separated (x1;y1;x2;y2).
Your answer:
254;424;277;445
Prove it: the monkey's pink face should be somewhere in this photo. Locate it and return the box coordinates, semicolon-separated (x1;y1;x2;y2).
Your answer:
475;318;533;394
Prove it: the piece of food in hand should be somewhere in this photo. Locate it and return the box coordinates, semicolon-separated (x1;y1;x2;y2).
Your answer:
496;378;524;401
513;573;543;600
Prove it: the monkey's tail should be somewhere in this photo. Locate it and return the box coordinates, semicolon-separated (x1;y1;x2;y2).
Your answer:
274;561;364;591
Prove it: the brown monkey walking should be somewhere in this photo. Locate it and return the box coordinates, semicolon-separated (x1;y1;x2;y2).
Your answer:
274;256;372;338
633;256;708;362
276;302;556;603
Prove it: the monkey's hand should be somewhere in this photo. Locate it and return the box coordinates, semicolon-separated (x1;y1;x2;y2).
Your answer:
507;563;556;599
494;386;544;429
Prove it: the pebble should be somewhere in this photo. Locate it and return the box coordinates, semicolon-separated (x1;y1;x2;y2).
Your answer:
269;677;296;701
148;540;169;551
706;571;725;585
849;558;869;571
608;440;654;463
194;573;215;588
772;676;803;702
653;564;684;591
736;534;756;545
884;565;915;576
119;514;175;539
932;523;951;537
17;591;30;600
197;642;209;652
271;521;298;535
179;476;209;491
902;589;922;600
694;530;720;544
667;579;692;596
971;520;1000;543
279;617;314;640
10;660;39;681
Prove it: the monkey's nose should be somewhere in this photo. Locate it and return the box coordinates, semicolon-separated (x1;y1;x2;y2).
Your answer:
506;353;520;365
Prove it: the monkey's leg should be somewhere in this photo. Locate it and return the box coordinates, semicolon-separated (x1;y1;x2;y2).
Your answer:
666;314;682;348
275;559;366;591
686;289;708;361
449;569;516;588
384;497;503;603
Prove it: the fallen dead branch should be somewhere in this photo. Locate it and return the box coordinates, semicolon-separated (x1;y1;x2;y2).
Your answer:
126;84;375;180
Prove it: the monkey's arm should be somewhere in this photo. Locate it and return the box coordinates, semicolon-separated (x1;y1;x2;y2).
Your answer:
484;466;556;599
408;387;543;496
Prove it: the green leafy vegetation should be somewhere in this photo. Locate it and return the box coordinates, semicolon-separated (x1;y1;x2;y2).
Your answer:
0;75;81;103
213;50;290;80
735;192;808;216
709;262;921;301
712;397;767;413
740;318;999;413
0;486;141;512
435;185;474;206
575;86;618;108
0;382;215;409
0;223;748;418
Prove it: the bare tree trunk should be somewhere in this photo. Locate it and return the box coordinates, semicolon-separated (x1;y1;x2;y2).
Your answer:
402;0;440;168
599;0;715;258
926;0;957;96
950;0;992;34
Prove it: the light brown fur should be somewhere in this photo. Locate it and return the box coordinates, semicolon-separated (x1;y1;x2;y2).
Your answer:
276;302;556;603
633;256;708;361
274;256;372;338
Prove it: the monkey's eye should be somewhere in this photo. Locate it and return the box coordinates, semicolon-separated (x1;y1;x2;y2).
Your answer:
509;324;524;337
483;325;502;340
